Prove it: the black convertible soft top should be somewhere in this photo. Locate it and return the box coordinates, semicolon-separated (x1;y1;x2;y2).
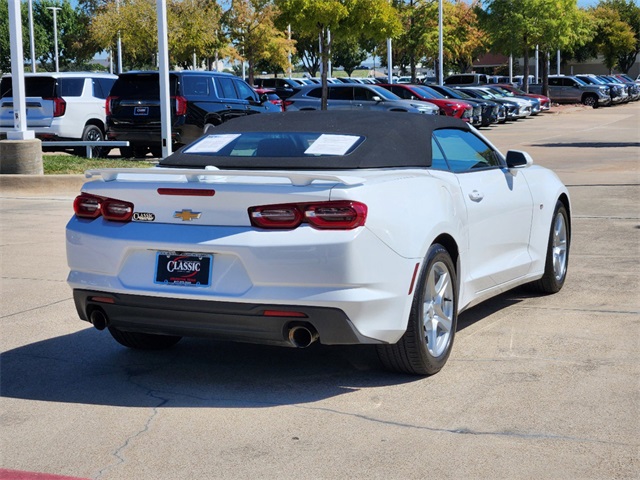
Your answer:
160;110;470;170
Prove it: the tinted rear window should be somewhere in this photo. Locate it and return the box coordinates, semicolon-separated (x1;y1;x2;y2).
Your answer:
1;77;56;98
110;74;179;98
178;132;365;160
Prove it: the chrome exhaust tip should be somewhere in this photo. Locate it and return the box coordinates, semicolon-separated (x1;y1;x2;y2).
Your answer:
288;325;319;348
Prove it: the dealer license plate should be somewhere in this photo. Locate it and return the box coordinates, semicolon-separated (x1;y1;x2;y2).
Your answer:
155;252;212;286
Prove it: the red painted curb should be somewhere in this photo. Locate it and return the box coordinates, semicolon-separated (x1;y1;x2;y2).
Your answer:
0;469;89;480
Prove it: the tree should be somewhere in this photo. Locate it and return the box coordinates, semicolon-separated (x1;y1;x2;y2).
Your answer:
31;0;95;71
90;0;159;69
592;1;638;73
224;0;294;85
277;0;401;109
292;32;321;77
332;37;368;77
171;0;224;69
480;0;587;93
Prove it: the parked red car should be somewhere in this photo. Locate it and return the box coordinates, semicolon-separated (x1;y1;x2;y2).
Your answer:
378;83;474;122
254;87;284;112
494;84;551;111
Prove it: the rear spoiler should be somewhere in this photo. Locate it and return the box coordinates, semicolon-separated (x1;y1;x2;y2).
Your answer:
84;167;365;187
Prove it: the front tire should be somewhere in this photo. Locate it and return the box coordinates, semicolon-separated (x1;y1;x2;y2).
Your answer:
530;201;570;293
377;244;458;375
108;326;182;350
582;94;598;108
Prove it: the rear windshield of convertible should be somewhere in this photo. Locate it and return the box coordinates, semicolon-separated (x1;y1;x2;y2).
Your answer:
181;132;364;158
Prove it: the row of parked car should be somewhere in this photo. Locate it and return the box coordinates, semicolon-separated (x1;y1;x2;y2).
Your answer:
443;72;640;108
1;69;636;159
255;75;555;131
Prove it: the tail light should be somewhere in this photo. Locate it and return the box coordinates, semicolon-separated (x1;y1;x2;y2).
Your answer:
73;193;134;222
283;100;294;111
249;201;367;230
44;97;66;117
173;95;188;116
105;95;118;116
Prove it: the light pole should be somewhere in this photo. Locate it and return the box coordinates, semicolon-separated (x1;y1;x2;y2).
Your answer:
28;0;36;72
438;0;443;85
116;0;122;73
47;6;61;72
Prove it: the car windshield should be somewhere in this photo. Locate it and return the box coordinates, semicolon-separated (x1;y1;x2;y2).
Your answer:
572;77;588;86
411;86;438;99
368;85;401;100
176;132;365;159
492;87;514;97
418;86;445;99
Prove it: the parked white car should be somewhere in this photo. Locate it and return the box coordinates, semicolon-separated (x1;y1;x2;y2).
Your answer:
0;72;116;157
66;111;571;375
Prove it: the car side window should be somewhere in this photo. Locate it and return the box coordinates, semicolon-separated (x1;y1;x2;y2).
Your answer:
432;129;502;173
392;87;412;99
306;88;322;98
58;78;85;97
430;137;449;171
215;77;238;99
328;87;353;100
234;79;257;102
353;87;374;101
183;76;211;96
549;78;561;87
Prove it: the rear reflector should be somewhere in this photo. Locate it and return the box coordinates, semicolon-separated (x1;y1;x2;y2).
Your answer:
90;296;115;304
408;262;421;295
263;310;308;318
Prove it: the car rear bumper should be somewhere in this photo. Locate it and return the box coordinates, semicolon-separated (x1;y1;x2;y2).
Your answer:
73;289;370;347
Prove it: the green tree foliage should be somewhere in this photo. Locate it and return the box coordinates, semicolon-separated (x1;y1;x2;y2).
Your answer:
89;0;158;69
291;32;321;77
171;0;225;69
480;0;587;92
595;0;639;73
277;0;401;108
224;0;295;85
332;37;368;76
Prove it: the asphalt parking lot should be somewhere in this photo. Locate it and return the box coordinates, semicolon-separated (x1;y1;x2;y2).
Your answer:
1;102;638;480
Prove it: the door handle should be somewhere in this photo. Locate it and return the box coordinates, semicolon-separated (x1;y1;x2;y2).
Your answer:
468;190;484;202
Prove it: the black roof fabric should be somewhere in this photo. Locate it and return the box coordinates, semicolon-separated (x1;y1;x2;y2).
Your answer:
160;111;470;170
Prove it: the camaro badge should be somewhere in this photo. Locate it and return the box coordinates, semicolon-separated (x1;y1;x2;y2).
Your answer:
174;209;202;221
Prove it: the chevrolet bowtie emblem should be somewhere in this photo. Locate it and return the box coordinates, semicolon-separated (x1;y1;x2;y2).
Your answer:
174;209;202;221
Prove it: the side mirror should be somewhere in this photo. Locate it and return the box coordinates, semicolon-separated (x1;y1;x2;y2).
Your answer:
372;95;382;102
506;150;533;171
259;93;269;104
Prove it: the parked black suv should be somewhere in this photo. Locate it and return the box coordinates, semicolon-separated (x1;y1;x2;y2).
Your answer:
106;71;278;158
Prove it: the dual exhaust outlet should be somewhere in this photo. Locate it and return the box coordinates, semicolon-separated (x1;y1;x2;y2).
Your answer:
90;306;319;348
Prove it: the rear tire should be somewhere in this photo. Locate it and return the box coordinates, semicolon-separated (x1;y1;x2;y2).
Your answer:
76;125;108;158
377;244;458;375
108;326;182;350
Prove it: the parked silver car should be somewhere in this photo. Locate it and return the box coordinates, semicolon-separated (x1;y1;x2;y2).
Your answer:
283;84;439;114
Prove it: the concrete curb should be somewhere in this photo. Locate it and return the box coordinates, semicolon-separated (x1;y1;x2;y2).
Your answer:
0;174;86;197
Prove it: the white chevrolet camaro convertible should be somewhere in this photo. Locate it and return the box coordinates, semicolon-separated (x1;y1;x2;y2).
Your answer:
66;111;570;375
